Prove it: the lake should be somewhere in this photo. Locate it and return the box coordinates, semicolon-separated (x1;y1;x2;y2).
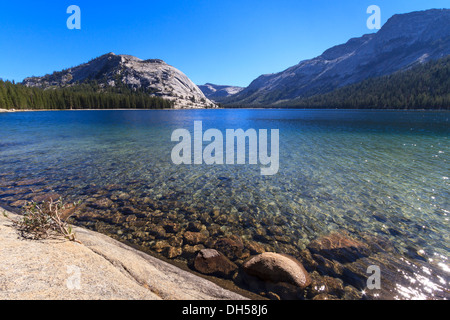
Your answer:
0;109;448;299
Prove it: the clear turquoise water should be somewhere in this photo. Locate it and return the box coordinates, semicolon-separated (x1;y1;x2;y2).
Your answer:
0;109;449;299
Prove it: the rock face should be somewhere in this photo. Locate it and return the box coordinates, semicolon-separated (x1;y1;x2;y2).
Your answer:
22;53;217;109
242;252;311;289
198;83;244;102
194;249;238;278
0;209;245;300
226;9;450;105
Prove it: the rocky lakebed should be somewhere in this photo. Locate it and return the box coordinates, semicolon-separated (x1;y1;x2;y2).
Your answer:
1;175;448;300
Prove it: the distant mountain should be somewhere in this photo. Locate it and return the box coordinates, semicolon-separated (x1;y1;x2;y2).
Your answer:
22;53;217;109
198;83;244;101
225;9;450;106
282;55;450;109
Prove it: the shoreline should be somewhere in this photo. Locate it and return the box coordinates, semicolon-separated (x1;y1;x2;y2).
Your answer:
1;108;449;113
1;189;449;300
0;108;176;112
0;207;248;300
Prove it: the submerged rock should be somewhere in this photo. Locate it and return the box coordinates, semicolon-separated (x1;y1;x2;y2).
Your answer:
147;225;167;239
307;272;345;299
167;235;183;247
307;231;371;263
32;192;61;203
312;293;339;300
214;236;245;261
187;221;204;232
152;240;170;253
90;198;114;209
242;252;311;289
9;200;29;208
162;220;181;234
245;241;266;255
163;246;182;259
15;178;45;186
182;244;205;259
74;210;102;222
194;249;238;278
120;206;137;215
111;191;130;201
183;231;208;245
104;184;121;191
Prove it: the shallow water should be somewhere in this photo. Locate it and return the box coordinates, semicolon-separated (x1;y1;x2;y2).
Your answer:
0;109;448;299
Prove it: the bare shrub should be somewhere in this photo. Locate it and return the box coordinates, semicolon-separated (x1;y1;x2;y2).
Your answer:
2;198;80;243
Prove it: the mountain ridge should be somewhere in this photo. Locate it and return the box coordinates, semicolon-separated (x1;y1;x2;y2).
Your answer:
282;55;450;109
22;53;217;109
198;83;244;101
224;9;450;106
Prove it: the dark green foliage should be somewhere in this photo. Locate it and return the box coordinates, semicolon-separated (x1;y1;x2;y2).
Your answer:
0;80;174;110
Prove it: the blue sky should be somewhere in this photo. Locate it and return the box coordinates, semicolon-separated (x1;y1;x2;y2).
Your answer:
0;0;448;87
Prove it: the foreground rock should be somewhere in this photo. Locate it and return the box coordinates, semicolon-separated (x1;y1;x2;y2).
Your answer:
243;252;311;289
0;209;245;300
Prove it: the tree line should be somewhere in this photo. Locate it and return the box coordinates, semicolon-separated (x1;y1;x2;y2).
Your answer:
0;80;174;110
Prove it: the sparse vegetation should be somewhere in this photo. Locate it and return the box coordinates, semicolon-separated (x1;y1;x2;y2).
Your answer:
2;198;80;243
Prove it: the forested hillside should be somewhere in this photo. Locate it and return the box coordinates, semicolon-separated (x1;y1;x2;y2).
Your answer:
0;80;174;110
285;55;450;109
225;55;450;110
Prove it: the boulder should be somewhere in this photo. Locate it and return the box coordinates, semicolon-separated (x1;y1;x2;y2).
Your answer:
242;252;311;289
194;249;238;278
